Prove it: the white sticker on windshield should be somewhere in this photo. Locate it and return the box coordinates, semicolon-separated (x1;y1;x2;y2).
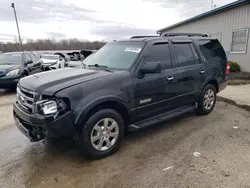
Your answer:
125;47;141;53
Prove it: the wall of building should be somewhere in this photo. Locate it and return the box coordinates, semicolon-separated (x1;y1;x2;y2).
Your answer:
161;4;250;71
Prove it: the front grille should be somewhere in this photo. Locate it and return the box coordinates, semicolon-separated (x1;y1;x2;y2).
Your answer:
16;86;36;113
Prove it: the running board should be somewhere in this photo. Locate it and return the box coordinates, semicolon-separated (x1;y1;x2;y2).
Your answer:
128;105;196;131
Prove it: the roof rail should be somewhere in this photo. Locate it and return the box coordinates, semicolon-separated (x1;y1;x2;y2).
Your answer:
130;35;159;39
163;33;208;37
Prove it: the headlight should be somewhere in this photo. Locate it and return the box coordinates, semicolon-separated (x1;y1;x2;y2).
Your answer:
36;98;68;116
6;69;20;76
40;100;58;115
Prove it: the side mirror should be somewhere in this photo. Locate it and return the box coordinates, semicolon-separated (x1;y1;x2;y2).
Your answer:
140;61;161;75
25;60;33;66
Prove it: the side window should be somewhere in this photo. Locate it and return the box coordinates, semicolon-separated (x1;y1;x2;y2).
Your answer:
173;43;196;67
28;53;36;62
198;39;226;63
23;54;32;62
32;53;40;61
145;43;172;69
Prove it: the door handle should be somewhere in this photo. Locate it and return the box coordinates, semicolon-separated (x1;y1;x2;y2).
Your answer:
200;70;205;74
167;76;174;81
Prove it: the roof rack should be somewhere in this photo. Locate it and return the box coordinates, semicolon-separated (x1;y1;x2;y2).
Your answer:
163;33;208;37
130;35;159;39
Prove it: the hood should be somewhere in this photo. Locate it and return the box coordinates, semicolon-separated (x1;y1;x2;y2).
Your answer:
0;65;21;76
42;59;58;64
19;68;112;95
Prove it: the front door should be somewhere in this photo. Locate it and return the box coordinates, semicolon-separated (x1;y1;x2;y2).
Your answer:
134;42;178;120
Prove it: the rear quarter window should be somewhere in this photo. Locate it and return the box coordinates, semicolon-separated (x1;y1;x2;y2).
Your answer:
197;39;227;64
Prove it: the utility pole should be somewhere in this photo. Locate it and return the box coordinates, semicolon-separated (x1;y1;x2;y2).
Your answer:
211;0;214;10
11;3;24;51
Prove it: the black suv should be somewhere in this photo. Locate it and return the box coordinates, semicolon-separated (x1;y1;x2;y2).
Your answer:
0;52;42;89
13;34;229;159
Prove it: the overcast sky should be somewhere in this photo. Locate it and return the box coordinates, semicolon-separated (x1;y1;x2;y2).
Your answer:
0;0;236;42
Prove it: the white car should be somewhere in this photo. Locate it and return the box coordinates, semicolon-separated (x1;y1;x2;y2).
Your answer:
41;54;65;70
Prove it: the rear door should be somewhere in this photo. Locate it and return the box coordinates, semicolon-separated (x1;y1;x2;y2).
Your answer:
170;39;207;106
134;41;178;119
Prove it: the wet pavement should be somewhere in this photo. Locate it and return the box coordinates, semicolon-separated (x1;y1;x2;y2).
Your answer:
0;90;250;188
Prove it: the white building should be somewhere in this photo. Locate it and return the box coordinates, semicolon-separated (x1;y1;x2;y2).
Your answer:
157;0;250;72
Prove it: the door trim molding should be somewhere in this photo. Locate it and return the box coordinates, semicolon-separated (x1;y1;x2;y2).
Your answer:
136;90;199;110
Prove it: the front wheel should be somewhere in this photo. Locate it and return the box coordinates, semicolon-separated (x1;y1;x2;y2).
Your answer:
196;84;217;115
76;109;124;159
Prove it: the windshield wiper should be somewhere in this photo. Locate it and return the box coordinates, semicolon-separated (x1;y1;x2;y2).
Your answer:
88;64;113;72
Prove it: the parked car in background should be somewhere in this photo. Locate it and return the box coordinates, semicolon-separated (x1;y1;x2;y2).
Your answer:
41;54;65;70
67;52;78;61
73;51;83;61
81;49;97;58
0;52;42;89
54;52;71;67
67;61;84;68
67;50;97;68
13;34;228;159
54;52;71;62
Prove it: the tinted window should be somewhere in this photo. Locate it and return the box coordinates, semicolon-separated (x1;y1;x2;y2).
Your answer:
190;43;200;64
31;53;40;61
145;43;172;69
173;43;196;67
198;39;226;63
24;54;32;62
29;53;38;62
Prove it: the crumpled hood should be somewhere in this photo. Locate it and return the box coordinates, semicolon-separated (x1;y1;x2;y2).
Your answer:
19;68;112;95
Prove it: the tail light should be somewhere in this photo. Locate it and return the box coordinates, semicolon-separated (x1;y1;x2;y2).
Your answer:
226;61;230;75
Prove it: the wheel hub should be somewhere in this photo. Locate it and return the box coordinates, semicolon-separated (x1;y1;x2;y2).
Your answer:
204;89;215;110
90;118;119;151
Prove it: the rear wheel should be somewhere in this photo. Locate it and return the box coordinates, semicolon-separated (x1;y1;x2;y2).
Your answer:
76;109;124;159
197;84;217;115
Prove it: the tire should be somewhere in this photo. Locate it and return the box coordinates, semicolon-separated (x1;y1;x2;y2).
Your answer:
196;84;217;115
76;109;124;160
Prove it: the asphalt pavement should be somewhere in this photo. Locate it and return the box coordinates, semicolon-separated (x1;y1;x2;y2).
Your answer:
0;90;250;188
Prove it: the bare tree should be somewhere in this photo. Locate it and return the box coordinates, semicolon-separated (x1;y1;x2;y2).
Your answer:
0;38;106;52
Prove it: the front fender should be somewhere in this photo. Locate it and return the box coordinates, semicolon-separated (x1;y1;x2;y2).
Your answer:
73;94;128;126
71;87;132;125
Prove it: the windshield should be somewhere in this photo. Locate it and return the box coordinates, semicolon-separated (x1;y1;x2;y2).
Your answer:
41;55;59;60
84;42;144;70
0;54;22;65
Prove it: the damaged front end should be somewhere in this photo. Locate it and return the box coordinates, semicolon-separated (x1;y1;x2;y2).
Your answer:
13;85;76;142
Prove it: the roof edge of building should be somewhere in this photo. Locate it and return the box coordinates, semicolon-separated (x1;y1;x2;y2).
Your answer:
157;0;250;33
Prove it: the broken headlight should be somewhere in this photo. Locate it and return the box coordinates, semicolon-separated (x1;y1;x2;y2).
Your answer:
36;98;68;116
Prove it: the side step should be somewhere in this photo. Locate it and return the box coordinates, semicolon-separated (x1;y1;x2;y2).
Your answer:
128;105;196;131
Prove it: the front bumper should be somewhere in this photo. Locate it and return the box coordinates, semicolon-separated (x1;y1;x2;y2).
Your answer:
13;101;76;142
42;63;58;70
0;75;21;88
